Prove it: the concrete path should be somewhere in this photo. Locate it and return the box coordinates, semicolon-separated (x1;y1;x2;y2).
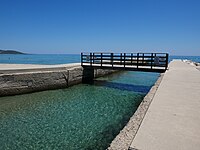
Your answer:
0;63;80;70
0;63;80;74
130;60;200;150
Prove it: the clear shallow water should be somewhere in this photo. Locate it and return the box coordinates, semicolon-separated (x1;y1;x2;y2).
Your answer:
0;71;159;150
0;54;200;64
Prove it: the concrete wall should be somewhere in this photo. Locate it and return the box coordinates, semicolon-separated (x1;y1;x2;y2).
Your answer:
0;66;116;96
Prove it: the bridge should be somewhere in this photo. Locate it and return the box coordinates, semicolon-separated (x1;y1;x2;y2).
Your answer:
81;52;169;73
81;52;169;83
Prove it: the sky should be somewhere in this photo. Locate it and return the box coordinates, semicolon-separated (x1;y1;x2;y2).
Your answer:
0;0;200;55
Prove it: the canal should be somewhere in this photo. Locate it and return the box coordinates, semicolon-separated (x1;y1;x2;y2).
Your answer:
0;71;159;150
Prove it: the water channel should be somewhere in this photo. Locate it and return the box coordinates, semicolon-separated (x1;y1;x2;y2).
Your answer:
0;71;159;150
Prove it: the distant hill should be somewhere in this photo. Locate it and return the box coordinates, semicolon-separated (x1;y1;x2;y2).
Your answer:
0;50;25;54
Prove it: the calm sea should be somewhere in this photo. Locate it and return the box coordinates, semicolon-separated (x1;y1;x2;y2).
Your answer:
0;54;80;64
0;54;200;64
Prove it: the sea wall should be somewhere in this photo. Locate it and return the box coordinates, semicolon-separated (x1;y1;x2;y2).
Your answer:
108;73;164;150
0;66;116;96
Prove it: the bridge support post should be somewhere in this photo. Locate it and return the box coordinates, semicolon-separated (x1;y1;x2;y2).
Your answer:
82;67;94;84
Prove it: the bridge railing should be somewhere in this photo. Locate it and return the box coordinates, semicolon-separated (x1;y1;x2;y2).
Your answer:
81;52;169;71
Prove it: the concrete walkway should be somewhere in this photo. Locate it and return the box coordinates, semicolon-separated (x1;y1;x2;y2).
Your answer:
130;60;200;150
0;63;80;74
0;63;80;70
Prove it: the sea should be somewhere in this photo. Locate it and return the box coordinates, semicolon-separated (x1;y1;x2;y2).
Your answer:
0;54;200;64
0;54;199;150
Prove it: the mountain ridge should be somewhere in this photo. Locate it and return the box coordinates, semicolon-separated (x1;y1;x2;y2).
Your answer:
0;50;25;54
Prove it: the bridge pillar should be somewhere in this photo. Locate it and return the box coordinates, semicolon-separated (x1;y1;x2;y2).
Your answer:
82;67;94;83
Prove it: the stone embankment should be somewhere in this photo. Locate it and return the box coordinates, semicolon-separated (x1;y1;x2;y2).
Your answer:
183;59;200;71
0;63;116;96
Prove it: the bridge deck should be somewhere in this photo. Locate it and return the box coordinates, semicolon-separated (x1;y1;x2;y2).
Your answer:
81;52;168;73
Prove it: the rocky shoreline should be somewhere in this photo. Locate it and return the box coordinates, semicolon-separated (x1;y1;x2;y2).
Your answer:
183;59;200;71
183;59;200;66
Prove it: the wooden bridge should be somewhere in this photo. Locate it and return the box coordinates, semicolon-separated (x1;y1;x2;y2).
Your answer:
81;52;169;73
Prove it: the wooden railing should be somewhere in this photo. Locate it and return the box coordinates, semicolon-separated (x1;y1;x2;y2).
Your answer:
81;52;169;72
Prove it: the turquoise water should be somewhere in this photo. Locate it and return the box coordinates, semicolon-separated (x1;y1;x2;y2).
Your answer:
0;71;159;150
0;54;200;64
0;54;80;64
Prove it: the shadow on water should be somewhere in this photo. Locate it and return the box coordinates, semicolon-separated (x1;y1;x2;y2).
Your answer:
93;80;152;93
85;124;120;150
85;95;143;150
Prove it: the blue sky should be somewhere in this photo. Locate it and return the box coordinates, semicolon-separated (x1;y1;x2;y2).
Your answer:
0;0;200;55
